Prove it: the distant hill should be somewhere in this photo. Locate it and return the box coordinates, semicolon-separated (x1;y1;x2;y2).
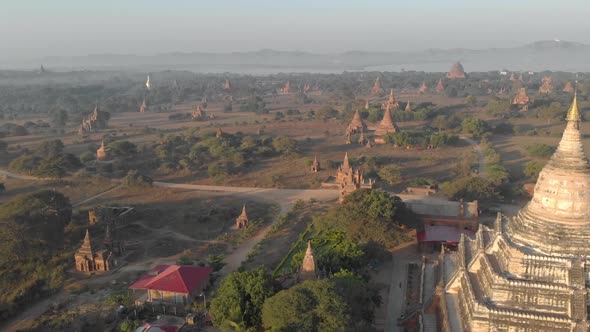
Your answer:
5;40;590;73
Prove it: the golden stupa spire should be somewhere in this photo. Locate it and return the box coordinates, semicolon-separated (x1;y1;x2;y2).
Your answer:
566;83;580;122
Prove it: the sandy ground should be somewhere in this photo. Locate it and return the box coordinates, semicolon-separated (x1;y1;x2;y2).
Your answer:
0;176;338;332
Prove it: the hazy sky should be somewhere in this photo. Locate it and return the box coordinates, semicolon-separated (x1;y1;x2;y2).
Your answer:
2;0;590;60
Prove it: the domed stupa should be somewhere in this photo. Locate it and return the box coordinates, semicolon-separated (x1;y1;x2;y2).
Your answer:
432;93;590;331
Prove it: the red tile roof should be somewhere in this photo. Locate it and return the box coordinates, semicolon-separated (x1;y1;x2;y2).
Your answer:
129;265;213;294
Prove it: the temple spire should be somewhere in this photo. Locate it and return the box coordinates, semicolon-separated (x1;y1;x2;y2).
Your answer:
342;152;351;170
78;229;94;255
566;90;581;122
240;204;248;218
299;240;317;281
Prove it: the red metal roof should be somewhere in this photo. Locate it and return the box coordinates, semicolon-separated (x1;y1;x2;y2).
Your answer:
129;265;213;294
417;225;475;244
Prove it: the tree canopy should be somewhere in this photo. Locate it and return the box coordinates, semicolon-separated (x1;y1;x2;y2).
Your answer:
209;268;279;330
262;279;350;332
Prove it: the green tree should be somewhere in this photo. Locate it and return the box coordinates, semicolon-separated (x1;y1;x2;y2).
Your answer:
122;170;153;188
315;105;338;120
272;136;299;156
440;176;499;206
524;160;546;180
461;117;490;138
525;143;554;159
314;189;414;248
108;140;137;157
262;279;350;332
331;270;381;326
119;319;141;332
378;165;403;185
464;95;477;105
49;109;68;127
210;268;279;329
79;151;95;163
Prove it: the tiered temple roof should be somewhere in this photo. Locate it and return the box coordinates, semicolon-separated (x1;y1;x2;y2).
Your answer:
438;94;590;331
539;76;554;94
382;89;400;112
347;109;367;135
563;81;574;93
78;105;109;135
224;79;232;90
447;62;466;79
511;87;530;110
374;107;398;143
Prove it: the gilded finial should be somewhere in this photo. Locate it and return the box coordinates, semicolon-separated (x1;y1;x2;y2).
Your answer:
566;90;581;122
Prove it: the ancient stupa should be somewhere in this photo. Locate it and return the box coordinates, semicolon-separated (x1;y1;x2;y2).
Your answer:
563;81;575;93
235;205;249;229
374;107;398;143
436;78;445;93
310;156;320;173
539;76;554;94
382;89;399;112
511;87;530;110
96;140;111;161
371;77;384;96
298;241;317;282
405;100;412;112
224;79;232;90
436;93;590;331
347;109;367;134
419;81;427;94
446;62;466;79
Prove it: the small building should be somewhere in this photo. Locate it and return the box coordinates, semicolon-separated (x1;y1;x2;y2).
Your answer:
370;77;384;96
96;140;111;161
129;265;213;306
321;153;374;202
400;196;479;252
74;229;114;273
310;156;320;173
298;241;317;282
236;205;249;228
435;78;444;93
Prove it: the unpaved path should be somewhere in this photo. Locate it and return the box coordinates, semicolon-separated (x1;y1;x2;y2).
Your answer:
0;174;338;331
460;136;487;177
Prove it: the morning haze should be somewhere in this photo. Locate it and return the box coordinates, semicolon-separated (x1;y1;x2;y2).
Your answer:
2;0;590;63
3;1;590;332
